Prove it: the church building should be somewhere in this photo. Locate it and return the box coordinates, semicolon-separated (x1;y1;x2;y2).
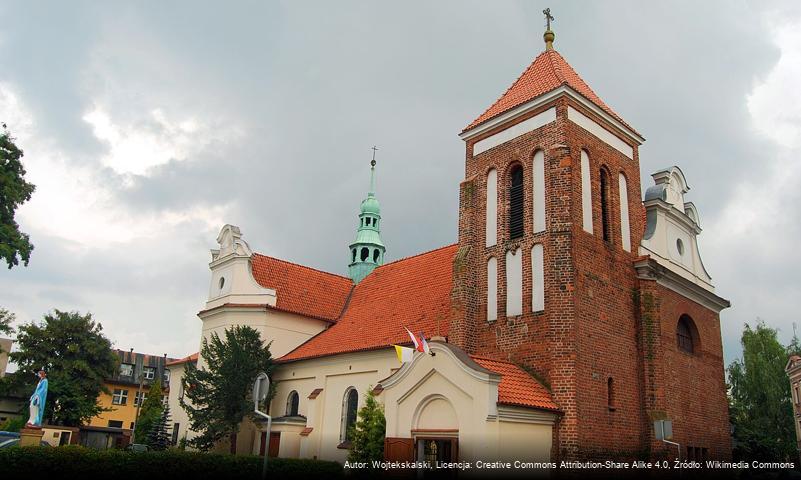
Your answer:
186;21;732;463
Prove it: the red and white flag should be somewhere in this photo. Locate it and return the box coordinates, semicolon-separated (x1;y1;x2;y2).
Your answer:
405;327;423;352
419;332;431;355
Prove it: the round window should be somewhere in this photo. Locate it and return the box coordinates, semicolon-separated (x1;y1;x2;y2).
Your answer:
219;277;225;289
676;239;685;256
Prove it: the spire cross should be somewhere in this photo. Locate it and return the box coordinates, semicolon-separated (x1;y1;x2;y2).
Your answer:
543;8;554;31
371;145;378;167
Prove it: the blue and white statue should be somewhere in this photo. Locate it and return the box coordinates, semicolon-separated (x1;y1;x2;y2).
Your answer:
27;370;48;428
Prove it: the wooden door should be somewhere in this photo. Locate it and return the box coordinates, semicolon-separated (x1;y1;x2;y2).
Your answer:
268;432;280;457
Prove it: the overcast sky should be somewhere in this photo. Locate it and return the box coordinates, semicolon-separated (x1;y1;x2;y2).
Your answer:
1;1;799;366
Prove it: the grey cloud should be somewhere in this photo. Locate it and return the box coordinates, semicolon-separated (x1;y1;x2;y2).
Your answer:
0;1;799;365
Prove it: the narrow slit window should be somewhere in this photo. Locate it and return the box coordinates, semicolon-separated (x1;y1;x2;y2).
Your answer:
509;165;524;239
600;169;611;242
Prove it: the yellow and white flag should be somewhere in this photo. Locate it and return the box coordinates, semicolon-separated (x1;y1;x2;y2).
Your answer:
393;345;414;364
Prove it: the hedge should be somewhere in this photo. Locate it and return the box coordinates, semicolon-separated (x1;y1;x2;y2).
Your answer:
0;446;344;479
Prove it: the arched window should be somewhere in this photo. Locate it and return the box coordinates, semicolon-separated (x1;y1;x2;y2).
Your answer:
509;165;524;239
341;388;358;443
360;247;369;261
607;378;615;410
351;249;356;263
373;249;380;263
286;391;299;416
677;315;697;354
487;256;497;322
600;168;612;242
486;168;498;247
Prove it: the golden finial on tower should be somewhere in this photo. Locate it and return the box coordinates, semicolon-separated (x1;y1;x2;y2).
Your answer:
543;8;555;50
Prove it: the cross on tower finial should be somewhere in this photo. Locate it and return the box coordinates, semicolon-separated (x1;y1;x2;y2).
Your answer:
371;145;378;167
543;8;556;50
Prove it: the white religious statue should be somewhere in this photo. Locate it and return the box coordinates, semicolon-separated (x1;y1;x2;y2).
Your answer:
27;370;48;428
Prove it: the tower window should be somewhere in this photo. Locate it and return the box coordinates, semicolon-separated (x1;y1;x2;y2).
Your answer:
360;247;369;261
607;377;615;410
600;168;611;242
352;249;356;262
373;249;379;262
509;165;524;239
677;315;697;354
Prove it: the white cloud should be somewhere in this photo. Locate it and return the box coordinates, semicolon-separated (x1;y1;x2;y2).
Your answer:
82;106;236;177
0;83;234;247
704;14;801;349
747;21;801;149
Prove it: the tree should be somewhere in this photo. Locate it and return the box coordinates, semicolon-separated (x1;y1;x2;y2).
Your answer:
3;310;117;426
0;126;35;269
0;308;13;336
147;403;173;451
181;325;273;452
728;320;796;460
134;379;164;444
347;388;386;464
0;308;13;357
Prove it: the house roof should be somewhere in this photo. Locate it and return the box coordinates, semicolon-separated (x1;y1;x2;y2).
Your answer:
279;244;457;362
251;253;354;322
463;49;636;135
166;352;199;367
471;356;560;412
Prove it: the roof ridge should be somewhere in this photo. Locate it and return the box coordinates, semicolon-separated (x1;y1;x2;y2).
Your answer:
545;49;564;84
376;243;458;268
252;252;350;281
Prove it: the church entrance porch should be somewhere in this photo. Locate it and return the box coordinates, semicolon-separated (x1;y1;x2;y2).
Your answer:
379;341;558;464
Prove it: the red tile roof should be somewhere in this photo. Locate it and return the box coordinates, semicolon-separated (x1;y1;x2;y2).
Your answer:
251;253;354;322
471;356;560;412
279;244;457;362
166;352;198;366
463;49;635;134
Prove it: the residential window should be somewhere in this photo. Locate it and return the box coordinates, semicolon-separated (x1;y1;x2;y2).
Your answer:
172;423;180;445
162;369;171;385
134;391;147;407
108;420;123;429
112;389;128;405
119;363;134;377
143;367;156;380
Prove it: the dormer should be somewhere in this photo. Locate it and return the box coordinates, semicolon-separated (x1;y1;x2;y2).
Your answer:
206;224;277;310
640;167;713;291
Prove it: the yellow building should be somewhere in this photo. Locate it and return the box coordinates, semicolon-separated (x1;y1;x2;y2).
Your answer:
87;349;176;444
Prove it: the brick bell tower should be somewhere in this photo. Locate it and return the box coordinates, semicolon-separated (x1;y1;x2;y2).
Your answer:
450;11;732;461
450;12;651;459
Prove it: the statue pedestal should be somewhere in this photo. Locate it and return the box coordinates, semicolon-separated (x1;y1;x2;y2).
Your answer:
20;427;44;447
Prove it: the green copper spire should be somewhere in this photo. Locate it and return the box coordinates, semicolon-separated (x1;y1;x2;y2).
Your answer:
348;148;386;284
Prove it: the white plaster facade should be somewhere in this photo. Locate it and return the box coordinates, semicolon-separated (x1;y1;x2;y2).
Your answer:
176;225;559;465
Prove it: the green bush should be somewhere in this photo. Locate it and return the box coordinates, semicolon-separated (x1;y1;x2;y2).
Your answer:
0;446;344;479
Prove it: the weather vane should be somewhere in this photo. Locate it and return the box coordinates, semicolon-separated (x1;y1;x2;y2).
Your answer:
543;8;554;31
371;145;378;167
